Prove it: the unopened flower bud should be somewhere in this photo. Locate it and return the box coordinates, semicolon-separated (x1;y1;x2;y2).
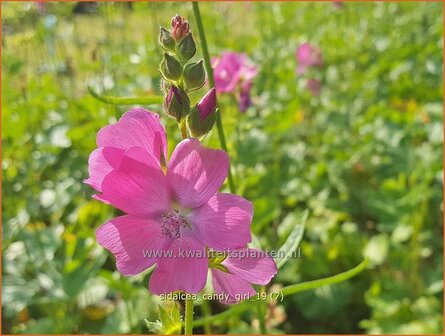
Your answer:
187;88;217;137
159;27;175;52
164;85;190;122
198;88;217;120
160;53;182;81
183;60;206;91
171;14;190;41
177;32;196;62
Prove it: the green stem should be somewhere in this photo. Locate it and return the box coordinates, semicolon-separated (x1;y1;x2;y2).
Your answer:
88;85;163;106
280;259;369;297
200;300;213;334
257;286;267;334
184;298;194;335
192;2;236;194
192;259;368;327
180;119;188;139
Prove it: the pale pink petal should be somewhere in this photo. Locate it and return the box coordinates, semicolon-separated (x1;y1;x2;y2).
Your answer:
191;193;252;250
99;154;171;214
84;147;125;192
223;249;278;285
149;237;207;294
240;62;258;81
167;139;229;208
211;269;255;304
306;78;322;96
96;215;165;276
85;146;157;192
296;43;312;66
97;108;168;165
213;52;244;93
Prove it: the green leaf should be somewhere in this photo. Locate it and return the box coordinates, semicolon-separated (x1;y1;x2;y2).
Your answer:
145;320;162;334
275;210;308;269
88;85;163;106
146;302;182;335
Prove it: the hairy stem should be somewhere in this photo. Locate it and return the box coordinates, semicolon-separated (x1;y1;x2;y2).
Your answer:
257;287;267;334
184;298;194;334
192;1;236;194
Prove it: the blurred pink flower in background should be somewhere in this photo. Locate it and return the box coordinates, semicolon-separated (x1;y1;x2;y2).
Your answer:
295;42;323;75
85;108;254;295
333;1;344;9
36;1;46;15
306;78;322;96
239;81;253;113
212;51;258;112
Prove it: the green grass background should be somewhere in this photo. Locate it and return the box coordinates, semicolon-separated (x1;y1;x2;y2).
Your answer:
2;1;443;334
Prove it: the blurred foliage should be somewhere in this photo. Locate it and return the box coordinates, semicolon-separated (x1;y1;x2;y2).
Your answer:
2;1;443;334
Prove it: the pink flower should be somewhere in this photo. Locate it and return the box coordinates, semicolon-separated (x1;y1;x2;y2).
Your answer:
306;78;322;96
211;248;277;304
212;51;258;112
296;43;323;75
239;81;253;113
36;1;46;15
85;108;253;294
333;1;344;9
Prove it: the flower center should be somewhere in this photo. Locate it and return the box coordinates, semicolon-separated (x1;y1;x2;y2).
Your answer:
160;209;191;238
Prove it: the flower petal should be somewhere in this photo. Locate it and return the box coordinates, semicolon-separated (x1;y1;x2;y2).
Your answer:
211;268;255;304
84;147;125;192
213;54;242;93
99;154;171;214
96;215;164;276
223;248;278;285
149;236;207;294
167;139;229;208
192;193;252;250
97;108;168;165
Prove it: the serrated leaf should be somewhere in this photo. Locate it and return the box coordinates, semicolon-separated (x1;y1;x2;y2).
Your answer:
147;301;182;335
275;210;308;269
145;319;162;334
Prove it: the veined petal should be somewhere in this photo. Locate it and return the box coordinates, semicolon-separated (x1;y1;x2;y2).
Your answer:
84;147;125;192
223;248;277;285
211;268;255;304
85;146;155;192
192;193;252;250
97;108;168;165
96;215;164;276
149;236;207;294
99;154;171;215
167;139;229;208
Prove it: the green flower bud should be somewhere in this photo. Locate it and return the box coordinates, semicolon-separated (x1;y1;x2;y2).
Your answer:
160;53;182;81
160;79;170;94
177;32;196;62
159;27;175;52
183;60;206;91
164;85;190;122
